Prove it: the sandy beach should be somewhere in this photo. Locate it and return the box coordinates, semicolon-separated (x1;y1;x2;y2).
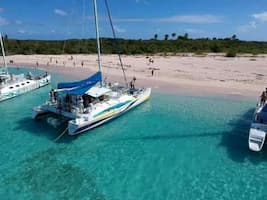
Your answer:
5;54;267;98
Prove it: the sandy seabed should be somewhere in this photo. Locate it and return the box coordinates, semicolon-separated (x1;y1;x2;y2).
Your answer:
5;53;267;99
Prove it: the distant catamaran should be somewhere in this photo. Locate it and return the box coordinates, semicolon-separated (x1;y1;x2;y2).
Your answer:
32;0;151;136
0;33;51;102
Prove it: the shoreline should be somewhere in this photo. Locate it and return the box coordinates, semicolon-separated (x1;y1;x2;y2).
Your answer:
6;54;267;100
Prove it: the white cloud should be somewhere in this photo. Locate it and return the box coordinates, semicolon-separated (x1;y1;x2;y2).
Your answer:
114;14;222;24
253;11;267;22
158;15;222;24
237;21;257;32
114;18;146;22
54;9;67;16
135;0;150;5
114;25;126;33
185;28;205;34
0;16;8;25
15;20;22;25
249;21;257;28
18;30;26;34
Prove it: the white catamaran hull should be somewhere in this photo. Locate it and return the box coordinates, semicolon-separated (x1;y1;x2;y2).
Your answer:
249;123;267;152
33;88;151;135
0;75;51;102
68;88;151;135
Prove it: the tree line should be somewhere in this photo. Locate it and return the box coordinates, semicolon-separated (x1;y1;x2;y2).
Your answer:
2;34;267;56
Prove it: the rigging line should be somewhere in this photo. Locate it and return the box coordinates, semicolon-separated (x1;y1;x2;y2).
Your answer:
54;126;68;142
104;0;128;87
77;0;86;52
93;0;103;85
62;0;76;54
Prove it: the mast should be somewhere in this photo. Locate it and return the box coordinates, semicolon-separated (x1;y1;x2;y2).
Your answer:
93;0;102;85
0;32;8;74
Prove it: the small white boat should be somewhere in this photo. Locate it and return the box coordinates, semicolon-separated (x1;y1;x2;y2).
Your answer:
0;33;51;102
32;0;151;136
248;102;267;151
0;72;51;102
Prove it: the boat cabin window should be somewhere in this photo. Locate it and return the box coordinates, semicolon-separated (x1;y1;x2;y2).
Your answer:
21;83;25;85
9;86;13;89
81;94;109;107
26;81;30;84
82;94;95;107
16;85;19;87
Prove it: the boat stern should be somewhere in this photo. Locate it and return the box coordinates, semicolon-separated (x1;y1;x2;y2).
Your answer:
68;118;88;136
39;74;51;87
32;105;48;119
249;124;266;152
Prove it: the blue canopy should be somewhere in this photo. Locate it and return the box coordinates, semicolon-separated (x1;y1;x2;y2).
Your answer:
57;71;102;95
57;71;102;89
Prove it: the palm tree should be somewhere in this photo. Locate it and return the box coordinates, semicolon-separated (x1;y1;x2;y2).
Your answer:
171;33;176;39
154;34;158;40
231;34;237;40
184;33;189;40
164;34;169;40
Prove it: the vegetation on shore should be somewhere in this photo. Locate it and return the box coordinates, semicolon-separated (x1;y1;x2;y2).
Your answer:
2;34;267;56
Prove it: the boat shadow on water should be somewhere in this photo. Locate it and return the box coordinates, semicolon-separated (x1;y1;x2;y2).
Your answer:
14;117;77;143
108;107;267;164
220;108;267;164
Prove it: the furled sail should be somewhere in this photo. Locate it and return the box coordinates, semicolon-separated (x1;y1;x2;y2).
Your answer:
57;71;102;89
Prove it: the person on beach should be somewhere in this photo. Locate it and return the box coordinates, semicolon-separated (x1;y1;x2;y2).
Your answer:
147;57;154;65
151;69;154;76
260;89;267;105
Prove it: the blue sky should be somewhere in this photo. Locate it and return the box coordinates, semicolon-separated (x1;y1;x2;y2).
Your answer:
0;0;267;41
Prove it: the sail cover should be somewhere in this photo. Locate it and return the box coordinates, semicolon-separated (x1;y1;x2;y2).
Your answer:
57;71;102;95
57;71;102;89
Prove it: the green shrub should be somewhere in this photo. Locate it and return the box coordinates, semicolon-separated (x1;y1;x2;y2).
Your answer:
225;50;236;57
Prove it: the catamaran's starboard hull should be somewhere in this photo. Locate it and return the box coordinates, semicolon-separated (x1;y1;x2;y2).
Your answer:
0;75;51;102
68;88;151;135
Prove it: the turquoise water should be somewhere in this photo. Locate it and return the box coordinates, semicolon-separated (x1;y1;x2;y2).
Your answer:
0;68;267;200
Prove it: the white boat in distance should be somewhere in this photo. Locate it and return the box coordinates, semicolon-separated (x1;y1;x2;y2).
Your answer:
32;0;151;135
248;100;267;152
0;33;51;102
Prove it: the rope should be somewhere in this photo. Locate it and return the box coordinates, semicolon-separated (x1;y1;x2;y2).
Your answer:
54;127;68;142
104;0;128;87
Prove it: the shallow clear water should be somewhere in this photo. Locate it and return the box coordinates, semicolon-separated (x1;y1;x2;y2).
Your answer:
0;68;267;200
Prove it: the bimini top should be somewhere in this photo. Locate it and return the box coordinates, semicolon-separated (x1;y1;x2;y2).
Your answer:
86;86;111;98
57;71;102;95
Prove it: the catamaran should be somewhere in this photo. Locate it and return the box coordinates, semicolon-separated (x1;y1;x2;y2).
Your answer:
0;33;51;102
248;98;267;152
32;0;151;136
